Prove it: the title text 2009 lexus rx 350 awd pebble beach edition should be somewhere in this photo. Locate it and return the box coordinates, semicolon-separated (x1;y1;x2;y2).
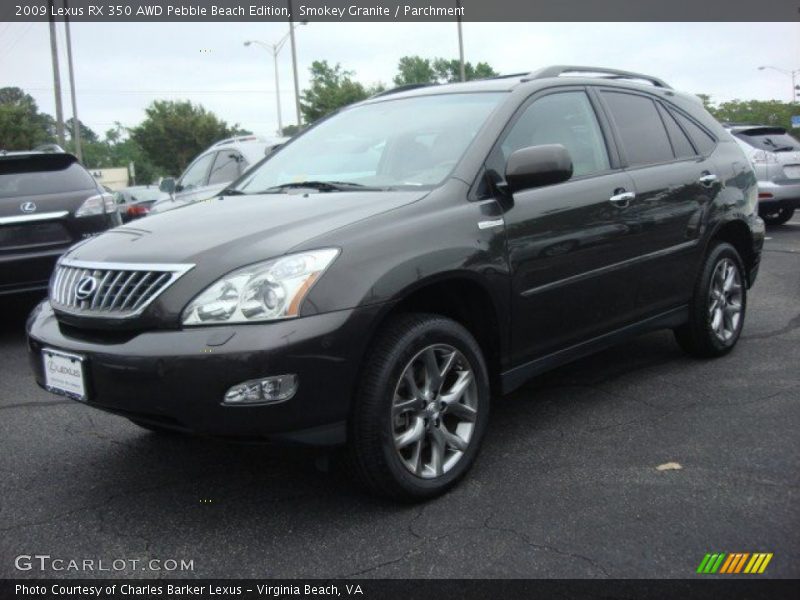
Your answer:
27;66;764;500
1;152;119;297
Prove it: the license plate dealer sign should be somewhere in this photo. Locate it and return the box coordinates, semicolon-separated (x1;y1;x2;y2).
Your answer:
42;348;87;401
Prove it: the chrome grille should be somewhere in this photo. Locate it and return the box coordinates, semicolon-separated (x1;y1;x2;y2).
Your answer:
50;259;194;318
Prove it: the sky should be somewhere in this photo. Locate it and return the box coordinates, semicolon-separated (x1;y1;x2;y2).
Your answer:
1;21;798;139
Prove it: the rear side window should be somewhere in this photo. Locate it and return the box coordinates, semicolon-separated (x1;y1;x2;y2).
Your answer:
670;110;717;155
657;104;696;159
208;151;243;186
733;128;800;152
0;157;97;199
601;91;674;166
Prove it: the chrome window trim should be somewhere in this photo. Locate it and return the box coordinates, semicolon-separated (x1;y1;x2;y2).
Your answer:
50;259;195;319
0;211;69;225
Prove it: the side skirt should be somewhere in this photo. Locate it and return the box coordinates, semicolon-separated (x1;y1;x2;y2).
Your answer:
500;305;689;395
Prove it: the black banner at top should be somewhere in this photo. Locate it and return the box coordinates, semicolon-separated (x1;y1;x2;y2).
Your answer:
1;0;798;22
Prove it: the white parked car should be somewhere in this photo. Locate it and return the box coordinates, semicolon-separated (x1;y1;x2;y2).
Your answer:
151;135;288;214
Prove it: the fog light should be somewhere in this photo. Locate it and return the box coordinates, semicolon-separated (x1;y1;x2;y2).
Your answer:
223;374;298;405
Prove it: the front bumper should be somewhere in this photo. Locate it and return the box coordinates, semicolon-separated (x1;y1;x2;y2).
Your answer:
27;302;384;445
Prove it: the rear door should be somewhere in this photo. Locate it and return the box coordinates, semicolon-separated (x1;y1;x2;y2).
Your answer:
596;89;718;316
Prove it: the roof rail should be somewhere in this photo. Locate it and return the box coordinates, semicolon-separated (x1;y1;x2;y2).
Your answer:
523;65;671;89
371;83;436;99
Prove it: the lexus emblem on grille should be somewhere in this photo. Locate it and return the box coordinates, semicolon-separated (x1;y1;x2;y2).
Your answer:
20;202;37;213
75;276;99;301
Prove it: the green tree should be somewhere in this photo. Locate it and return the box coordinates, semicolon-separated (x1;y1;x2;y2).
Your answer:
432;58;498;83
281;124;301;137
0;87;55;150
131;100;237;175
65;117;98;143
392;56;499;87
299;61;384;123
700;96;799;136
393;56;436;86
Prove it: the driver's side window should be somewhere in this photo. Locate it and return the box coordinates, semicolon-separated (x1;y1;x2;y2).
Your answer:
490;91;610;180
179;152;215;192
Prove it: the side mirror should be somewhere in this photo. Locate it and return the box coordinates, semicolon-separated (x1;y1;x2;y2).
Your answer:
159;177;176;194
505;144;573;193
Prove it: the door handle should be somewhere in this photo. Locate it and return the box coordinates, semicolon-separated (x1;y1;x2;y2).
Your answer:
609;190;635;208
698;173;719;186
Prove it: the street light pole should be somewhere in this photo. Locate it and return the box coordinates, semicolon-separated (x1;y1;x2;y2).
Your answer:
47;0;65;148
64;0;82;162
456;0;465;82
758;65;800;103
273;50;283;134
245;23;305;136
287;0;302;127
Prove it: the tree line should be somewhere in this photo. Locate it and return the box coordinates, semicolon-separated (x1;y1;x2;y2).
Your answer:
2;57;798;186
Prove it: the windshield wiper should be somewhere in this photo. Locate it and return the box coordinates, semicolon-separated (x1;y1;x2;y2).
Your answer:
773;145;798;152
253;181;386;194
219;188;247;196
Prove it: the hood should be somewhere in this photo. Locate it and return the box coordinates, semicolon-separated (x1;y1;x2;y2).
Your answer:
66;190;427;271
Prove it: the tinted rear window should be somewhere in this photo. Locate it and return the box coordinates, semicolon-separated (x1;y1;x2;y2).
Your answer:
734;128;800;152
601;92;674;166
670;111;716;155
0;156;97;199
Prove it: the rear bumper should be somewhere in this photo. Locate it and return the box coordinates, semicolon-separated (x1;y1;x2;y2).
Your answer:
0;246;65;296
757;179;800;206
26;301;384;446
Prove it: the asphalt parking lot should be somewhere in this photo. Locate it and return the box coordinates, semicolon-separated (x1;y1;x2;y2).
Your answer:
1;220;798;580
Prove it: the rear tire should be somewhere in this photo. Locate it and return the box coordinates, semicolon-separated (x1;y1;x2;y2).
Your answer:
348;313;490;501
674;242;747;358
759;206;794;226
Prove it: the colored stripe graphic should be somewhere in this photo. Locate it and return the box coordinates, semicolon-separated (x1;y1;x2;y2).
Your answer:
698;553;773;574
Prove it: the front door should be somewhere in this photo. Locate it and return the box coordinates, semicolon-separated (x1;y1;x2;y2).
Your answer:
486;89;643;366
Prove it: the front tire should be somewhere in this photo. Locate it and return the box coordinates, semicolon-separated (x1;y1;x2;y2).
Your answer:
674;242;747;357
348;313;490;501
759;206;794;226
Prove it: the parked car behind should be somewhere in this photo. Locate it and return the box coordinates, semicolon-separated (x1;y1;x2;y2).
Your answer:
114;185;169;222
27;66;763;500
725;124;800;225
0;152;119;297
151;135;287;214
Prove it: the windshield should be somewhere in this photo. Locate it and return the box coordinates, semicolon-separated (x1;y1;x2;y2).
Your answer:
735;128;800;152
234;92;506;193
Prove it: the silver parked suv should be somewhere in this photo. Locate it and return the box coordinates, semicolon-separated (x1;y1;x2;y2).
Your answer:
152;134;287;214
726;125;800;225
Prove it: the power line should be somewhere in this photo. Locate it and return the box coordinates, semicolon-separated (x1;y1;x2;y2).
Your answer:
21;87;295;95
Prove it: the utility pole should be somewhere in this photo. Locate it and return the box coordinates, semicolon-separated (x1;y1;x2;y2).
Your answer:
47;0;66;147
64;0;82;161
456;0;465;82
287;0;302;127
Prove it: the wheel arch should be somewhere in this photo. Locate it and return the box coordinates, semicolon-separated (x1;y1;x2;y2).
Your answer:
358;272;507;397
705;218;757;286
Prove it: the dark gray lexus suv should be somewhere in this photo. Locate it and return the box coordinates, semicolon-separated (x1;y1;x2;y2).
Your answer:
27;66;764;500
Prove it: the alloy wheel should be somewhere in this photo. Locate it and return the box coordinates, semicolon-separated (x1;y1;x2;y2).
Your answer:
708;257;743;342
391;344;478;479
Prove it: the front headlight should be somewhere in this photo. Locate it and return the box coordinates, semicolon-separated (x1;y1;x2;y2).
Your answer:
181;248;339;325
